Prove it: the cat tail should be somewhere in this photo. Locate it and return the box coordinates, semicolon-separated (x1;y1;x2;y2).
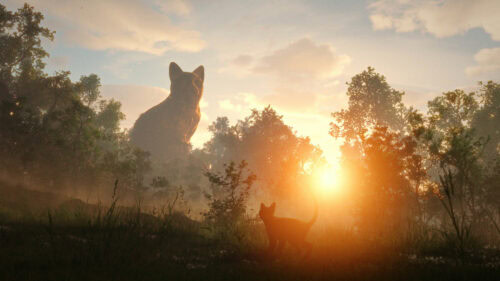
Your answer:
308;196;318;226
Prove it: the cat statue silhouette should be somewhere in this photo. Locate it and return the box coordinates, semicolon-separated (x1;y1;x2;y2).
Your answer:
130;62;204;162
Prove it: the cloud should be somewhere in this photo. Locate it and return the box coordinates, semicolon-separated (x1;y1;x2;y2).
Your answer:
103;53;155;79
368;0;500;41
262;88;316;111
466;47;500;76
248;38;349;113
217;92;264;113
156;0;191;16
231;55;254;67
253;38;351;81
218;99;244;112
221;38;350;82
217;38;350;116
369;13;394;30
7;0;205;55
217;55;254;77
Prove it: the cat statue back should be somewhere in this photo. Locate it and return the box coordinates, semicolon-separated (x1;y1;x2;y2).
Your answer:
130;62;204;162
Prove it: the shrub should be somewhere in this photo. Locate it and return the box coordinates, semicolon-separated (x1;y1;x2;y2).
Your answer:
202;160;256;242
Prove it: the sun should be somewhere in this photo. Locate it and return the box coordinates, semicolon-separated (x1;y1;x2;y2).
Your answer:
314;165;342;195
320;171;337;189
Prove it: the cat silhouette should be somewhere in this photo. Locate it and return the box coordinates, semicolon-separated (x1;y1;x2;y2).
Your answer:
259;201;317;258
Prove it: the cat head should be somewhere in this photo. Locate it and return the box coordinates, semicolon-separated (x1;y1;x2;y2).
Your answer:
259;202;276;220
169;62;204;105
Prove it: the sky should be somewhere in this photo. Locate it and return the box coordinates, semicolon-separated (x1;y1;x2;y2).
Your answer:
5;0;500;165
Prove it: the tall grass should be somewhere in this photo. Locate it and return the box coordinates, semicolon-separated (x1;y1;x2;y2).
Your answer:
0;182;499;281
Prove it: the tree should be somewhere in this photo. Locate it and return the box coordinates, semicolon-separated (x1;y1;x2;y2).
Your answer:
428;128;487;255
202;106;323;198
203;116;240;170
0;3;150;195
96;99;125;135
0;3;54;84
414;87;495;254
471;81;500;162
330;67;406;146
427;89;478;135
330;68;430;244
77;74;101;107
346;126;425;240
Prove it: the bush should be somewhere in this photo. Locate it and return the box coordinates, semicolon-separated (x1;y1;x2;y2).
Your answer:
202;160;256;243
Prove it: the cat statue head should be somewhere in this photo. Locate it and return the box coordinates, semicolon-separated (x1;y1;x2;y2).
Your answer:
168;62;204;108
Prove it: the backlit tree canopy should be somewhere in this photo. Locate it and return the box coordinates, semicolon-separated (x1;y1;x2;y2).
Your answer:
202;106;324;197
330;67;406;145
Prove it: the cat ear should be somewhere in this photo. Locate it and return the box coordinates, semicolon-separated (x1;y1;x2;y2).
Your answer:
270;202;276;213
193;65;204;82
260;203;264;209
169;62;183;81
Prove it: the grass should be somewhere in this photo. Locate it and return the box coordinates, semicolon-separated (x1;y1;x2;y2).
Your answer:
0;183;499;281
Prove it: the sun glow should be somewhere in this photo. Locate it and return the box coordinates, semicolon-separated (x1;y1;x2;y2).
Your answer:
314;165;342;195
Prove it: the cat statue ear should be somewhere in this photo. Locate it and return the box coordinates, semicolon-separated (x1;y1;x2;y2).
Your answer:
169;62;183;81
193;65;204;82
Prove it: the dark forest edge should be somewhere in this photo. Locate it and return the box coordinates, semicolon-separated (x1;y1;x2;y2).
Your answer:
0;4;499;281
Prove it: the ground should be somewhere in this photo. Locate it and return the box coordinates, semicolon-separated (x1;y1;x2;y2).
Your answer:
0;183;499;281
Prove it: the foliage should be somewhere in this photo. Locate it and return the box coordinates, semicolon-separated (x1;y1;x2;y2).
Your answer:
202;106;323;197
330;67;406;146
471;81;500;162
202;161;256;241
427;89;478;135
0;3;54;83
0;3;150;194
410;82;500;254
343;126;426;241
418;119;490;254
329;68;428;244
332;67;499;255
77;74;101;107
